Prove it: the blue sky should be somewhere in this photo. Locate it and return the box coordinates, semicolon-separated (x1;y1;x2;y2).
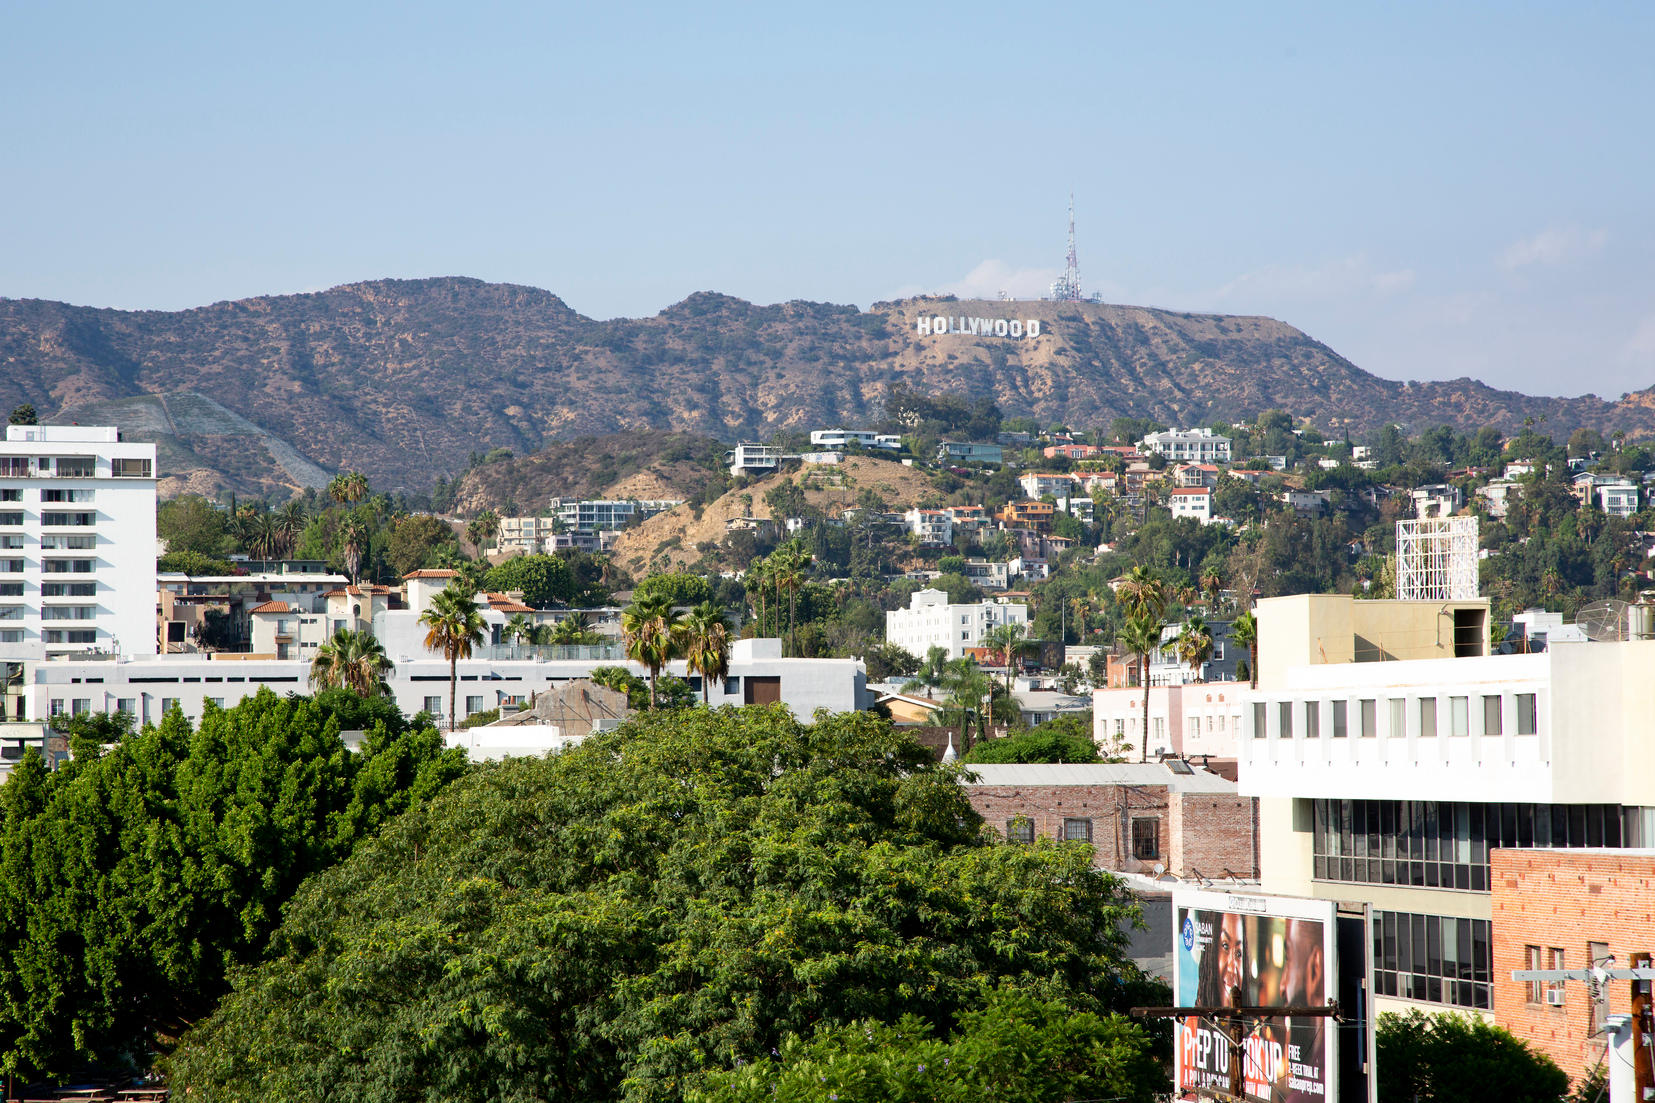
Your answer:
4;2;1652;400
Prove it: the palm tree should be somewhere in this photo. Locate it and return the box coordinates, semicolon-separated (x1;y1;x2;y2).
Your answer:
1230;610;1259;690
276;500;307;559
504;612;535;648
419;584;486;730
1116;565;1169;624
340;515;370;584
1176;615;1214;683
904;645;952;699
1117;613;1164;762
981;622;1030;734
309;627;394;696
1201;567;1224;610
621;594;685;708
683;601;733;705
932;657;994;753
329;471;370;507
466;509;501;554
747;556;771;637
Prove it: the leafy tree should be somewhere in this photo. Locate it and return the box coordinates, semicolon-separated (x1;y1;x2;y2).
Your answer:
634;571;713;608
157;495;234;558
156;550;236;575
483;554;575;608
862;641;920;683
308;628;394;697
166;708;1164;1102
960;716;1101;764
385;513;459;577
0;691;466;1083
695;987;1163;1103
1376;1010;1568;1103
419;584;486;730
7;403;38;425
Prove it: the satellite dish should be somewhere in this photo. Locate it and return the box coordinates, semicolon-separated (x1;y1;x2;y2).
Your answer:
1579;599;1631;642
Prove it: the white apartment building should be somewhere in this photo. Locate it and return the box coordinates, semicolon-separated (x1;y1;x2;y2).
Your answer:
1168;487;1213;524
809;429;901;451
728;443;780;477
1595;480;1639;518
0;425;157;660
1238;593;1655;1019
550;498;682;534
1019;472;1076;499
902;508;953;546
884;588;1029;660
22;635;865;728
1093;682;1245;761
1138;427;1232;463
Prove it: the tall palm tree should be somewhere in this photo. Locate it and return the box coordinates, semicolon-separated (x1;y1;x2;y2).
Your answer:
932;657;994;753
466;509;501;554
340;515;370;584
1118;613;1164;762
1116;565;1168;623
1176;615;1214;683
981;622;1030;733
1200;567;1224;611
329;471;370;507
276;500;307;559
747;556;771;637
683;601;733;705
621;593;685;708
309;627;394;696
420;584;486;730
1230;610;1259;690
504;612;534;648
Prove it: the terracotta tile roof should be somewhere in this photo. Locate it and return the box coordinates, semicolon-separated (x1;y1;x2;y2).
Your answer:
403;569;459;579
249;600;291;614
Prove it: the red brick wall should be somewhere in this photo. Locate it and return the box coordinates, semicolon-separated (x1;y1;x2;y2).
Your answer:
965;783;1256;877
1169;793;1258;879
1491;849;1655;1084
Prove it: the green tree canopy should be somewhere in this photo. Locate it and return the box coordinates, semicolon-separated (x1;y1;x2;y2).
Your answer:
385;513;460;577
157;495;234;558
0;691;467;1082
167;708;1165;1102
1376;1010;1569;1103
633;571;714;608
960;715;1103;764
483;554;575;608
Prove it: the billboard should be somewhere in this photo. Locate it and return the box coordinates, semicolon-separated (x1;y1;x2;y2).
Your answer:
1173;890;1338;1102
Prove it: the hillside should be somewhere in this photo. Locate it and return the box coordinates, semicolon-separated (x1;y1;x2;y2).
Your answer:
607;454;940;574
4;277;1653;496
446;431;727;515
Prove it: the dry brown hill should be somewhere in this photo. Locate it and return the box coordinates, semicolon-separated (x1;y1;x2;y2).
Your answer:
5;277;1655;497
608;454;939;574
447;431;726;515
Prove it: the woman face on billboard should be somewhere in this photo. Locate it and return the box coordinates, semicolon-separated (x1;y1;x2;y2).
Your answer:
1217;912;1246;1004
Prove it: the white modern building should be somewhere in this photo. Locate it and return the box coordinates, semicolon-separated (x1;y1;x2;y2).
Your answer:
1093;682;1246;761
884;588;1029;660
1168;487;1213;524
550;498;682;533
902;508;953;546
809;429;901;451
1595;480;1639;518
0;425;157;660
1236;592;1655;1019
728;443;781;477
1138;428;1232;463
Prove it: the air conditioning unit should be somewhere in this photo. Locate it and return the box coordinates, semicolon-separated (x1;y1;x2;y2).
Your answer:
1545;987;1565;1007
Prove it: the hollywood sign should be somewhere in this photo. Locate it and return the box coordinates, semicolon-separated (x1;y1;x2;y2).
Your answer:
916;315;1042;338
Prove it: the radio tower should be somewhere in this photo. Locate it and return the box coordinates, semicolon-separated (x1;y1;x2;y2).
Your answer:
1050;193;1083;301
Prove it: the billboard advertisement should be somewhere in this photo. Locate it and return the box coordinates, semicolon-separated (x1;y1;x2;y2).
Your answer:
1173;890;1338;1102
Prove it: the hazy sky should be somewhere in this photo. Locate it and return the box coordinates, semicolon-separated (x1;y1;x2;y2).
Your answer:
4;2;1652;399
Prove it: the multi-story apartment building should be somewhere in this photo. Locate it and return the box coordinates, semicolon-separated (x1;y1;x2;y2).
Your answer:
809;429;901;451
1236;593;1655;1026
902;508;953;546
885;588;1029;660
0;425;157;659
1019;472;1076;499
1138;427;1232;463
1168;487;1213;524
550;498;682;533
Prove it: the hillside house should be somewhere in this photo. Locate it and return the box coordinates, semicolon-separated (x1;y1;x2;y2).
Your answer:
1018;472;1076;499
1139;428;1233;463
1168;487;1214;524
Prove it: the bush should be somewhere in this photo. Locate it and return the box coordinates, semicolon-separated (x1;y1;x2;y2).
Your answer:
1376;1009;1569;1103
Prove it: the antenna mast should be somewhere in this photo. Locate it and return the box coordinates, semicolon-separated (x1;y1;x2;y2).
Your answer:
1050;193;1084;301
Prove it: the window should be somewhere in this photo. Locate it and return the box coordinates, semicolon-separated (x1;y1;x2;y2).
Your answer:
1305;701;1320;738
40;512;95;527
1524;945;1544;1004
41;488;93;502
114;698;134;716
1373;911;1492;1009
40;582;94;597
72;698;90;715
423;696;443;717
0;489;16;502
1063;818;1093;843
0;512;21;526
49;699;65;716
1006;817;1035;844
112;456;152;478
54;457;95;477
1450;697;1469;737
1546;948;1566;1007
1132;817;1160;860
0;583;19;596
1419;698;1438;737
0;534;18;549
1332;700;1348;738
40;534;95;549
1388;698;1406;737
206;697;223;708
1114;718;1124;737
0;607;21;621
1483;695;1503;735
161;698;177;716
1517;693;1538;735
1279;701;1293;738
0;458;27;478
0;630;20;644
465;695;484;716
1253;701;1267;737
43;559;94;573
0;560;23;573
1189;717;1200;737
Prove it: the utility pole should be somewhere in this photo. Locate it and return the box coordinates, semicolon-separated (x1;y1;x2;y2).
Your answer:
1131;996;1342;1101
1513;955;1655;1103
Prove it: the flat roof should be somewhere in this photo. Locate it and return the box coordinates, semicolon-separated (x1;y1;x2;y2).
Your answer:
963;762;1237;794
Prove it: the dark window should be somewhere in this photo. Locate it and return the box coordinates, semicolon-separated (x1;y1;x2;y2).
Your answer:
1006;818;1034;844
1063;818;1093;843
1132;817;1160;860
1373;911;1492;1010
743;676;781;705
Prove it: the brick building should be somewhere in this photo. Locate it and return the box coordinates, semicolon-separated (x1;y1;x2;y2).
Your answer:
1490;848;1655;1083
962;762;1257;878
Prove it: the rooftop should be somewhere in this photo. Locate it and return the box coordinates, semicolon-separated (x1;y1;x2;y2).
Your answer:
962;762;1237;794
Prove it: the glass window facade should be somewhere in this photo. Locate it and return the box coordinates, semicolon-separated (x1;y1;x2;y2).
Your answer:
1373;911;1491;1009
1313;799;1626;891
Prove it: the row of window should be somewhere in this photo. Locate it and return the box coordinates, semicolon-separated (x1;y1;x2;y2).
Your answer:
0;581;98;595
1373;911;1492;1009
0;457;149;478
1313;799;1627;892
1003;816;1114;846
1254;692;1538;739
